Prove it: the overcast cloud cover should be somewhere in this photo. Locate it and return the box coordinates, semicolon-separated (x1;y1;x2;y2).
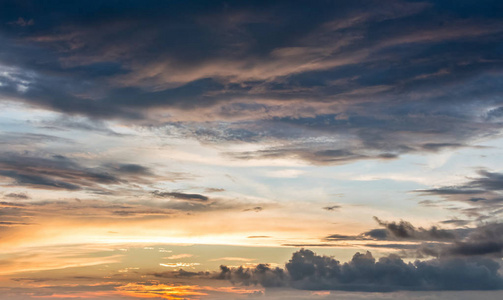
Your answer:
1;0;503;299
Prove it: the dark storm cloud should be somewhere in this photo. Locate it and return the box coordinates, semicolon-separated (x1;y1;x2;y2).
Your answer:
1;1;503;164
218;249;503;291
0;152;158;192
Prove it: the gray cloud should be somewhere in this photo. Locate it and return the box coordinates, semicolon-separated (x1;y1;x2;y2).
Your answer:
37;116;124;136
243;206;263;212
416;170;503;220
323;205;341;211
4;193;30;200
218;249;503;291
229;145;399;165
324;217;459;243
440;219;471;226
320;216;503;260
0;221;32;226
152;269;210;279
373;217;457;241
0;201;26;207
0;132;71;147
216;264;287;288
0;152;161;193
204;187;225;193
418;223;503;258
1;1;503;165
417;170;503;197
152;191;209;202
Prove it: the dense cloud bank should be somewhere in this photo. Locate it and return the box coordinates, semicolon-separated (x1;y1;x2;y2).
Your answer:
1;1;503;164
218;249;503;292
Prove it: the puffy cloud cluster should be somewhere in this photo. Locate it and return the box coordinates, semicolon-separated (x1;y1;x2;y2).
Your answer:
217;264;287;288
218;249;503;291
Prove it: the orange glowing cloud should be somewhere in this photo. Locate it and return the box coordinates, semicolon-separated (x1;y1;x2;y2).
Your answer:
163;253;194;259
116;283;208;300
115;282;262;300
33;291;121;298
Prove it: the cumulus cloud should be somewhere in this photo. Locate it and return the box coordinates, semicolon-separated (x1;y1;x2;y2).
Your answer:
216;264;287;288
218;249;503;291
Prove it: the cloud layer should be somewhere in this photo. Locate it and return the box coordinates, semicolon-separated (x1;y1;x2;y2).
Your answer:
218;249;503;291
1;0;503;164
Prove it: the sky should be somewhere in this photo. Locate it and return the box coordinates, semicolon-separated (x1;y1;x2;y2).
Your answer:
0;0;503;299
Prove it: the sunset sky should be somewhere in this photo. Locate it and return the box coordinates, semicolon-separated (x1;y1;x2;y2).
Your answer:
1;0;503;299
